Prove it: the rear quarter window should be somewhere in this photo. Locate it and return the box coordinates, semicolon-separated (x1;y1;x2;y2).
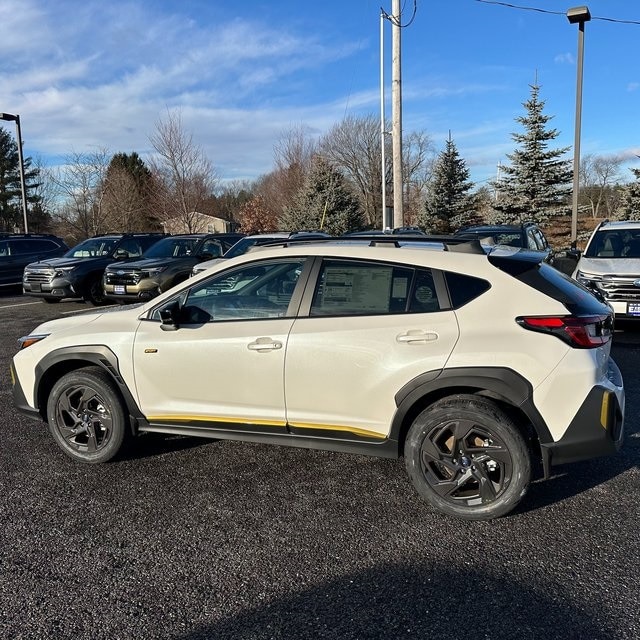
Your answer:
444;272;491;308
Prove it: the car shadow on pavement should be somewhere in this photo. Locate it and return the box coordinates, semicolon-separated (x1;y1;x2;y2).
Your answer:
176;562;620;640
119;432;214;461
517;417;639;515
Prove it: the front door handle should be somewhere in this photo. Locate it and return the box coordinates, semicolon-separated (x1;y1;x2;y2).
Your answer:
396;330;438;344
248;337;283;352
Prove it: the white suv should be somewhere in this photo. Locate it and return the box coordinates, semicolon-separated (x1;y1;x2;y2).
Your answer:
11;236;625;520
573;219;640;319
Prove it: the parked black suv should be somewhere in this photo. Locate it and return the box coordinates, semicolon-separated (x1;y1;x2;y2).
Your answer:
22;233;166;305
103;233;244;303
0;233;68;289
455;222;579;275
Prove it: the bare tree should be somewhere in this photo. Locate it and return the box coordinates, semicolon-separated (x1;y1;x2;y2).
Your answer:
148;110;218;232
580;153;624;219
253;125;317;221
49;148;111;241
320;114;434;229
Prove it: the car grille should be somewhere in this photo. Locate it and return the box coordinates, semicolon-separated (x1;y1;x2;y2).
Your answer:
595;275;640;302
104;270;142;286
23;268;55;284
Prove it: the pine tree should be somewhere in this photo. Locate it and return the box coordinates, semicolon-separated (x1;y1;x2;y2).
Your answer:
492;83;572;224
418;133;476;233
279;156;364;235
0;127;41;232
619;165;640;219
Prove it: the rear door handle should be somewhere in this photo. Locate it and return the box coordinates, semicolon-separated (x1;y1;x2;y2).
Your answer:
396;330;438;344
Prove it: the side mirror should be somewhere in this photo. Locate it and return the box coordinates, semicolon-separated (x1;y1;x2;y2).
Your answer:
160;304;180;331
114;249;130;259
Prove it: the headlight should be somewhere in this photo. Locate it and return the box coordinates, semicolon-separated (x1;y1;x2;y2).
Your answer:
54;266;76;277
143;267;166;276
576;270;602;284
17;334;49;350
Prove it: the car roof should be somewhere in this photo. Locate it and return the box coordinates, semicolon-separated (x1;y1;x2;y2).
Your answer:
595;220;640;231
456;224;527;233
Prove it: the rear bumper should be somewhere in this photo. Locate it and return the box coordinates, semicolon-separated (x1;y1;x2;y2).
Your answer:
541;361;624;474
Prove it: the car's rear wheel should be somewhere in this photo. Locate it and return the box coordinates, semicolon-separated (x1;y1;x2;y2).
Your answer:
405;394;531;520
46;367;127;463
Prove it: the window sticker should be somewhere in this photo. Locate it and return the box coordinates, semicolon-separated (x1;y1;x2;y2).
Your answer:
320;266;392;312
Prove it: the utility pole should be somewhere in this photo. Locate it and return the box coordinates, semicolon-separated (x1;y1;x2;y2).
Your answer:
391;0;403;229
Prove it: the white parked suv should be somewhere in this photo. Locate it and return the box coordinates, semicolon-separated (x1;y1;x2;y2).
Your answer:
11;236;624;520
573;219;640;319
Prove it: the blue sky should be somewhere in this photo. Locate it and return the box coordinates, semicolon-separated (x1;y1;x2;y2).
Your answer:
1;0;638;188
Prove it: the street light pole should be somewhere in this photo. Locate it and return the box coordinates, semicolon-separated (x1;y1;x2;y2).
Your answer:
566;6;591;247
0;112;29;233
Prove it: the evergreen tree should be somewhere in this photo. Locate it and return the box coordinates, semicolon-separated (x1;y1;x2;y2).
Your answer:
279;156;364;235
492;83;572;224
0;127;21;230
418;132;476;233
619;165;640;219
103;152;157;230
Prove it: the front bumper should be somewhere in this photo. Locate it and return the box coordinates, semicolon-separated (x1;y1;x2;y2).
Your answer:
10;360;41;421
103;278;161;302
540;359;624;474
23;277;78;300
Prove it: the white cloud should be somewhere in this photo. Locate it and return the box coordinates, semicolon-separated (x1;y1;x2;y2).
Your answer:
554;52;575;65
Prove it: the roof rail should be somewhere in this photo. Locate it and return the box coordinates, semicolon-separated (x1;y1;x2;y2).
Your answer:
255;234;486;254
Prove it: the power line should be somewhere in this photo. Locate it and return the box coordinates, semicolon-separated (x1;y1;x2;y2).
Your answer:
474;0;640;25
381;0;418;28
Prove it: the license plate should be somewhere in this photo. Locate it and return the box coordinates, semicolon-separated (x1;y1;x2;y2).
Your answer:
31;283;41;292
114;285;126;295
627;302;640;316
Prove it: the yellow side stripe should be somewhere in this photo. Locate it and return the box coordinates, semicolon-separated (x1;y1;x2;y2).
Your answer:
147;415;286;427
146;415;385;439
288;422;386;440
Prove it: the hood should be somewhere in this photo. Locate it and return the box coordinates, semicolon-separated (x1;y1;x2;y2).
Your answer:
107;257;193;271
26;256;104;269
575;256;640;277
27;302;143;337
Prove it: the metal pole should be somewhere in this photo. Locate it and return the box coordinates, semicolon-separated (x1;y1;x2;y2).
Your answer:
14;116;29;233
380;10;387;231
391;0;403;229
571;20;586;246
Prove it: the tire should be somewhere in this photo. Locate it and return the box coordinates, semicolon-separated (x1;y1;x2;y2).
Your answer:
46;367;127;463
42;297;61;304
404;394;531;521
83;277;107;306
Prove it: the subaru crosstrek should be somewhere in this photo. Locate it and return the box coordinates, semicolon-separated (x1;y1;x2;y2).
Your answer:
11;236;624;520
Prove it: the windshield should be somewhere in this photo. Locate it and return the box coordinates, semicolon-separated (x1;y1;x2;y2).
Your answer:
65;237;119;258
143;237;200;258
223;237;262;259
584;230;640;259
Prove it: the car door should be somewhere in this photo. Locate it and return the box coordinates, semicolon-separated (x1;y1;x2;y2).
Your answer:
284;258;460;440
132;257;308;433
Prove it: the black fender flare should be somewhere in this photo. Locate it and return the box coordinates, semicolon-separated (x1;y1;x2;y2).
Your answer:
389;366;553;446
34;345;147;426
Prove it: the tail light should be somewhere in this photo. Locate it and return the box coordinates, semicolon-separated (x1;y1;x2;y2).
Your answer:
516;314;613;348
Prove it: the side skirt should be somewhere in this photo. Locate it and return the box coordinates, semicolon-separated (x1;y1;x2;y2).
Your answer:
139;422;400;459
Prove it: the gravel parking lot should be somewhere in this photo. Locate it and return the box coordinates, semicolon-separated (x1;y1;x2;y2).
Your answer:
1;292;639;640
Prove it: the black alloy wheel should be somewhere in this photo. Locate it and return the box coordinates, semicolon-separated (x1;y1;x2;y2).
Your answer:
405;395;531;520
46;367;126;463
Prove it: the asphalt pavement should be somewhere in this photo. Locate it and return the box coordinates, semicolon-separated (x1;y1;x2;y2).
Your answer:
1;292;639;640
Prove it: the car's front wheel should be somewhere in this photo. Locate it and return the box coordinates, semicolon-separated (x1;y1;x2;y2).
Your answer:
46;367;127;463
405;394;531;520
83;276;107;305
